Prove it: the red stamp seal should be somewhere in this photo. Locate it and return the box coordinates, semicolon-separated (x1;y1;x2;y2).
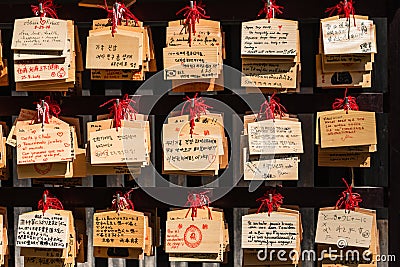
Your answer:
184;225;202;248
34;163;53;175
57;68;66;78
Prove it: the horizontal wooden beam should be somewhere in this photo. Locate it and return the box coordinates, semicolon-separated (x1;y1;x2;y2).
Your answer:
0;93;386;116
0;186;386;209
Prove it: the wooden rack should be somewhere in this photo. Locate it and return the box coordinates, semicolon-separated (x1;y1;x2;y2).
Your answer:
0;0;396;266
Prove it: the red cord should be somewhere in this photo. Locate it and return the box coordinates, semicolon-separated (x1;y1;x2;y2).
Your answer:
111;189;135;212
256;190;284;216
185;191;212;220
34;96;61;124
176;1;210;46
257;0;283;22
31;0;59;19
37;190;64;214
258;93;288;120
332;88;359;112
100;94;137;131
181;93;212;136
325;0;356;26
100;0;140;36
335;178;362;211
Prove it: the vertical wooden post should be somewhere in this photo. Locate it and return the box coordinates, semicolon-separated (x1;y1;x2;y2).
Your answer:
298;114;315;267
169;175;188;267
105;87;126;267
12;113;31;267
389;6;400;266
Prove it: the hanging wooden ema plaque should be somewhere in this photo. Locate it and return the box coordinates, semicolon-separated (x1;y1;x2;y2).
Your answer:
316;90;377;167
165;192;229;263
0;123;10;181
9;97;86;180
242;0;301;94
0;207;8;266
242;191;302;266
0;32;8;87
11;0;79;92
316;0;377;88
162;94;228;175
163;1;225;92
86;1;156;81
243;94;302;180
315;178;379;266
93;189;153;259
16;191;79;267
87;94;150;177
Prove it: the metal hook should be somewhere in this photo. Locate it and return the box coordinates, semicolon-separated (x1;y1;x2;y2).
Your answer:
190;1;194;9
267;0;275;19
116;193;121;207
267;96;272;104
39;2;44;14
269;193;273;202
345;193;350;201
41;100;46;131
350;167;355;187
344;97;350;113
43;192;47;205
191;98;195;109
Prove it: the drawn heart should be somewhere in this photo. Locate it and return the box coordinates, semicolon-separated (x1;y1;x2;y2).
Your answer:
278;25;282;30
57;132;63;137
208;154;216;163
32;130;36;134
43;158;48;162
17;144;21;148
64;143;70;147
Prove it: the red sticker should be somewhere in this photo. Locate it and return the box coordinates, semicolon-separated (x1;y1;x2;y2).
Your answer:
57;68;66;78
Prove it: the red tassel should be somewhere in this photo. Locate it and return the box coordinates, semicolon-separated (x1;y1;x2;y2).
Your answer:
335;178;362;211
325;0;356;26
44;96;61;118
185;191;212;220
176;1;210;46
34;96;61;125
37;190;64;214
258;93;288;120
100;94;137;131
111;189;135;212
31;0;59;19
332;88;359;113
256;190;284;216
100;0;140;36
258;0;284;22
181;93;212;137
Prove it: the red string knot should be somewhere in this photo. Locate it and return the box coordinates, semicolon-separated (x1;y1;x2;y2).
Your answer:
256;190;284;216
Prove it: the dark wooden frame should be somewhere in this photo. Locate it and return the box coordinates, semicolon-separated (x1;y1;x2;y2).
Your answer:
0;0;394;266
